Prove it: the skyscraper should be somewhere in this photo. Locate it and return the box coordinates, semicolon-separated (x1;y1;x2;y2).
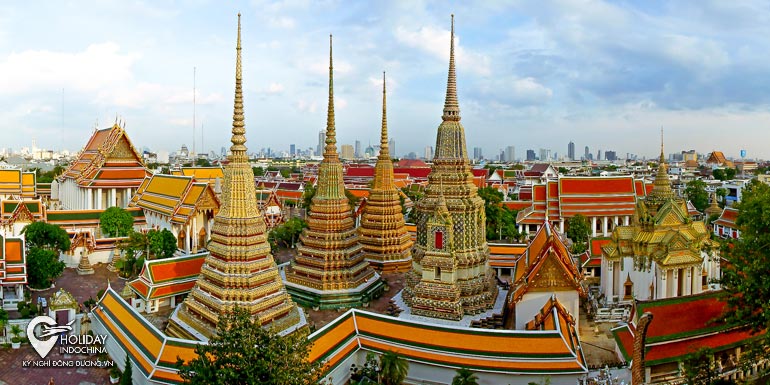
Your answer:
473;147;483;160
539;148;550;162
505;145;515;162
316;130;326;156
605;150;617;161
568;141;575;160
597;149;602;161
290;143;296;157
340;144;354;159
526;149;536;161
354;140;361;158
389;139;396;158
584;146;590;160
424;146;433;160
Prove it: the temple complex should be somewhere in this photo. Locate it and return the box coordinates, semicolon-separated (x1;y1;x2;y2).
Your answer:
284;36;382;309
403;16;498;320
166;14;304;340
357;73;413;273
601;137;718;303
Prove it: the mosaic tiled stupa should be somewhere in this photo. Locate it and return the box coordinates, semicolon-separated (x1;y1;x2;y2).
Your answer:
403;15;498;320
166;14;304;340
357;73;413;273
284;36;383;309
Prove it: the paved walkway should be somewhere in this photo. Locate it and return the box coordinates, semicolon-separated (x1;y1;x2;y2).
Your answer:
0;265;122;384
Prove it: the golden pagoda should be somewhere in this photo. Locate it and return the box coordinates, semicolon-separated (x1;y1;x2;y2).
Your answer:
284;36;383;309
704;190;722;218
357;73;413;273
403;15;498;320
166;14;304;340
602;132;711;300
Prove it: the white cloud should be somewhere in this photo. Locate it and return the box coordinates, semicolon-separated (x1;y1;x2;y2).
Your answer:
336;98;347;109
0;43;140;94
268;16;296;29
267;82;285;94
395;25;491;76
295;99;318;113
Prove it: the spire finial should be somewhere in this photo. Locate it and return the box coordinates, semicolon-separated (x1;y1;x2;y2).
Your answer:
659;126;664;163
229;13;247;162
442;14;460;122
379;71;390;160
323;34;337;157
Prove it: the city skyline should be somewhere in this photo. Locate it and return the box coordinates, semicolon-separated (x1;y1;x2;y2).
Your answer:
2;2;770;159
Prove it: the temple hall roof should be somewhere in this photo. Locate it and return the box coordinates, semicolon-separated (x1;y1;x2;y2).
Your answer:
129;174;219;225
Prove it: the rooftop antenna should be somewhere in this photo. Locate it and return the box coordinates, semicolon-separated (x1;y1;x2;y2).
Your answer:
193;66;196;156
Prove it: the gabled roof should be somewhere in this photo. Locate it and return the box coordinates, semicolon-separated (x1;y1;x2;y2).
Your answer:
129;252;207;301
501;201;531;211
1;200;45;224
511;222;583;301
685;200;701;217
61;124;150;188
129;174;219;225
179;167;224;185
613;292;763;366
395;159;428;168
714;207;739;229
706;151;727;164
93;287;588;384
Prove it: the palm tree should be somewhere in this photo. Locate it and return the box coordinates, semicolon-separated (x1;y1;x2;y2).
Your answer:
379;351;409;385
452;368;479;385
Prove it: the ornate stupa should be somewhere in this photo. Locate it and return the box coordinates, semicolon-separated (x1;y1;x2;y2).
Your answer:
403;15;498;320
166;14;304;340
704;190;722;218
644;129;676;213
284;36;383;309
357;73;413;273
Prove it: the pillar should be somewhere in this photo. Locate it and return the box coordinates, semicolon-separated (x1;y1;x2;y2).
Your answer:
602;216;609;237
192;216;198;252
184;223;191;253
591;216;597;237
624;216;630;226
558;220;564;233
111;188;117;207
97;188;103;210
87;189;93;210
125;188;132;207
518;224;523;235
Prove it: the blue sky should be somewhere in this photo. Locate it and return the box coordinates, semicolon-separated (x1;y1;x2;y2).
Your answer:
1;0;770;160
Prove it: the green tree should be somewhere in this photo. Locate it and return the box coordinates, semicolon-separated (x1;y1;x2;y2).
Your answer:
379;351;409;385
712;168;737;181
27;248;65;289
195;158;212;167
452;367;479;385
718;180;770;363
681;347;717;385
478;187;505;240
0;308;8;339
302;183;316;210
22;221;70;252
147;229;177;259
100;207;134;237
716;187;727;208
120;354;133;385
685;180;709;212
269;218;308;249
253;166;265;177
566;214;590;254
558;167;569;174
176;307;321;385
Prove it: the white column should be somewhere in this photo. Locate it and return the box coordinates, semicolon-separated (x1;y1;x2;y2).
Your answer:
184;224;191;253
192;216;198;252
111;188;117;207
614;215;619;228
97;188;103;210
591;216;597;237
87;189;93;210
602;216;609;237
125;188;132;207
672;269;679;298
624;216;630;226
558;220;564;233
518;224;523;234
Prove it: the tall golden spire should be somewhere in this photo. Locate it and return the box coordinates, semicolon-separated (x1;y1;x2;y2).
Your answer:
324;35;337;157
442;14;460;122
649;127;674;201
230;13;247;163
379;72;390;160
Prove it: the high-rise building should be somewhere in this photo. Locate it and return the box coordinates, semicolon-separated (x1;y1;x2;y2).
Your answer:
597;149;602;161
316;130;326;156
389;139;396;159
526;149;536;161
340;144;354;159
682;150;697;162
568;141;575;160
404;16;497;320
473;147;483;160
505;145;515;162
354;140;361;158
290;143;296;157
605;150;617;161
539;148;550;162
167;14;304;339
584;146;590;160
424;146;433;160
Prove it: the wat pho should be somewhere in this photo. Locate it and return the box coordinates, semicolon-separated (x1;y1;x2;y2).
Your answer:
11;10;745;385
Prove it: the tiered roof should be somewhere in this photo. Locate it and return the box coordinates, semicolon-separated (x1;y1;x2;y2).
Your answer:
173;167;224;186
0;236;26;285
612;292;762;366
517;176;647;225
0;169;36;198
129;174;219;225
60;123;150;188
93;287;587;384
714;207;739;230
357;74;413;273
129;252;207;301
0;200;45;225
509;222;583;303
